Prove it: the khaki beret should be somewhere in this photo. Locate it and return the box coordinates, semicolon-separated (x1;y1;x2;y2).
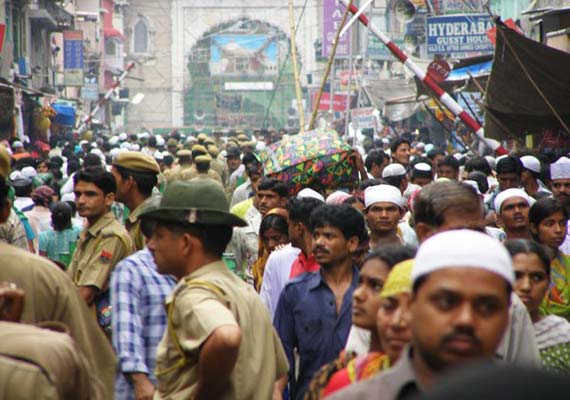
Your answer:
237;134;249;142
113;151;160;174
0;145;10;179
195;154;212;165
177;149;192;157
167;138;178;147
197;133;208;142
204;137;215;146
207;145;219;157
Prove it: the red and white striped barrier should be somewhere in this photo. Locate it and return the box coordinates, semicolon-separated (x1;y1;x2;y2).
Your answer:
339;0;507;155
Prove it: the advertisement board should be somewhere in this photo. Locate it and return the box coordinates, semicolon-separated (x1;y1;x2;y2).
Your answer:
426;14;493;56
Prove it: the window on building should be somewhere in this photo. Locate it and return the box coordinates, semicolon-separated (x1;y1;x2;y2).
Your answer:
106;39;118;57
133;18;149;54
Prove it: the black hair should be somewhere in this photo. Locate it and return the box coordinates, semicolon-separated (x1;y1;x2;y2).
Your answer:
241;152;258;166
67;159;81;176
343;196;365;207
148;136;157;148
73;167;116;195
260;213;288;238
465;157;492;176
0;177;9;206
48;156;64;168
163;155;174;167
529;198;569;241
113;165;157;197
437;155;460;171
358;179;384;191
427;148;446;161
504;239;552;276
363;244;417;270
496;156;522;176
390;137;411;154
83;153;103;168
365;149;388;172
13;180;32;197
195;160;210;174
310;204;367;243
51;201;73;231
467;171;489;194
257;178;288;198
286;197;324;226
413;180;482;228
383;175;406;189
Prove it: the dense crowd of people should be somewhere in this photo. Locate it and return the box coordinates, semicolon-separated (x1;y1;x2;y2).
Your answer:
1;127;570;399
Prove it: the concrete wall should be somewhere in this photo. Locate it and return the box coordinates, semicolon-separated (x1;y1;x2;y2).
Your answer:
123;0;172;132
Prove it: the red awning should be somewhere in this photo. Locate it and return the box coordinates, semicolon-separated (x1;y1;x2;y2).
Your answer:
104;27;125;41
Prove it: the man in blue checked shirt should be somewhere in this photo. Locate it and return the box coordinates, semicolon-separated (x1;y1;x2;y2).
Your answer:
111;196;176;400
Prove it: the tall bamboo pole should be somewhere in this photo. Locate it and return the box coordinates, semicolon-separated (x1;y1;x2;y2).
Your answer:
288;0;305;132
308;0;353;130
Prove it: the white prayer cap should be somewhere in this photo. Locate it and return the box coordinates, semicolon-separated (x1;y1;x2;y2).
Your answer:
494;188;535;214
297;188;325;203
425;143;435;153
109;148;121;158
326;191;351;205
118;132;128;142
120;142;132;150
21;166;37;179
156;135;165;147
550;156;570;180
12;140;23;148
382;163;407;178
108;136;119;146
412;229;514;286
365;184;404;208
463;180;482;195
132;144;141;151
520;155;541;174
412;162;432;178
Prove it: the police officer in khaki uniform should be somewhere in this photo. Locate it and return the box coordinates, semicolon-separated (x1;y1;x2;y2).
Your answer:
165;149;192;183
111;151;161;251
0;177;117;399
190;154;225;191
180;144;223;185
68;168;133;313
142;180;289;399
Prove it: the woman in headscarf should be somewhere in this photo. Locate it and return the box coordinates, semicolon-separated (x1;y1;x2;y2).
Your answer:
529;198;570;320
251;208;289;291
505;239;570;373
24;185;55;252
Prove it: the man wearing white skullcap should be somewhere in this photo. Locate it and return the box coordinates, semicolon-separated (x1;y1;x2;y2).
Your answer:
382;163;408;195
520;155;551;199
411;162;433;187
297;188;325;203
412;180;540;368
330;229;514;400
494;188;534;240
364;185;417;249
551;157;570;255
550;156;570;199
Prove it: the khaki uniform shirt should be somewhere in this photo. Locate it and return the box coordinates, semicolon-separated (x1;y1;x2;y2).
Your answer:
189;173;225;191
0;322;103;400
126;196;157;251
68;211;133;291
211;158;228;185
0;241;117;399
154;261;288;400
0;208;28;250
180;165;223;185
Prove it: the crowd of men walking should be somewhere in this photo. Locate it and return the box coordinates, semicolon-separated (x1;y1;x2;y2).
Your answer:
0;128;570;399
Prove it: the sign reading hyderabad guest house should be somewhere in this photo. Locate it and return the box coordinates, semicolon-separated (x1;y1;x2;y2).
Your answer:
427;14;493;56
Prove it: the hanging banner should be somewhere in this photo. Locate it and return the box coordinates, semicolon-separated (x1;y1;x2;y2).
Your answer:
312;92;351;111
351;107;377;129
426;14;493;56
322;0;351;58
63;30;84;86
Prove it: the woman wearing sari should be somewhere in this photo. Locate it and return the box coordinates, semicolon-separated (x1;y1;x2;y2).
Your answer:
529;198;570;320
251;208;289;291
505;239;570;373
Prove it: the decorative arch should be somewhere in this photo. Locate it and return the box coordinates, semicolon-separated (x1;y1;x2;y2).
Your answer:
184;17;301;129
